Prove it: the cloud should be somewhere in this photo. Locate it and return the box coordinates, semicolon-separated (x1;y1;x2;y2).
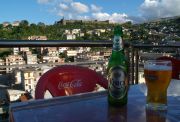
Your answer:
71;2;89;14
55;1;89;19
140;0;180;19
37;0;133;23
92;12;110;20
56;1;132;23
59;3;69;11
92;12;132;23
91;4;102;12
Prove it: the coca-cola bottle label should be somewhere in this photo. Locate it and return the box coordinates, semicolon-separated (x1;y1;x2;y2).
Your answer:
108;66;127;99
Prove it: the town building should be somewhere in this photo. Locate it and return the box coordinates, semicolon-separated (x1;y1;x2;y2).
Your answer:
93;29;106;36
12;21;20;27
0;59;5;74
0;59;5;66
12;69;22;85
5;55;25;73
66;34;76;40
67;50;78;57
46;47;59;57
13;68;41;94
42;56;64;63
20;47;29;52
21;68;36;93
90;55;104;61
6;89;26;102
28;36;47;40
59;47;68;53
41;47;64;63
2;22;10;27
79;32;85;37
72;29;81;34
25;54;38;64
13;48;19;55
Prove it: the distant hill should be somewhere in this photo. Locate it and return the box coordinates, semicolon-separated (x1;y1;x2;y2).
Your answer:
143;16;180;24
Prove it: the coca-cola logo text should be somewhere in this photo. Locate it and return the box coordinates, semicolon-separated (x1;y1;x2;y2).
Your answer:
58;80;83;90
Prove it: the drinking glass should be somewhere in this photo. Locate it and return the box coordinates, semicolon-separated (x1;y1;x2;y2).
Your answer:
144;60;172;110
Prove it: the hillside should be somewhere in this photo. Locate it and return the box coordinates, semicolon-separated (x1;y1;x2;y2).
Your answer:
0;16;179;43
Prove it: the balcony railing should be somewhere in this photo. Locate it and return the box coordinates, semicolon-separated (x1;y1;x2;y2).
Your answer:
0;40;132;82
0;40;180;85
131;44;180;84
1;40;180;122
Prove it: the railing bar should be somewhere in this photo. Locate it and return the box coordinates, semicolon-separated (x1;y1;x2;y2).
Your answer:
0;61;107;69
125;48;130;85
0;40;180;48
131;47;135;85
135;49;139;84
132;44;180;48
0;40;112;47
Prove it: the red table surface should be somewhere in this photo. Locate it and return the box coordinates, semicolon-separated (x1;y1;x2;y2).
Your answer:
10;82;180;122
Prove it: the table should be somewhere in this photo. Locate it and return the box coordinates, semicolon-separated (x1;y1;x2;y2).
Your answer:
10;80;180;122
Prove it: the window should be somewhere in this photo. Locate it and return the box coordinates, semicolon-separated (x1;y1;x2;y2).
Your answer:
30;73;33;77
28;80;31;84
24;73;28;78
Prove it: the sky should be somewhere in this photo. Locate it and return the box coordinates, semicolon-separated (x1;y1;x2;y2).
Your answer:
0;0;180;24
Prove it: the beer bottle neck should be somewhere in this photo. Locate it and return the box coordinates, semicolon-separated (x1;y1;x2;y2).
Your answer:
113;35;124;51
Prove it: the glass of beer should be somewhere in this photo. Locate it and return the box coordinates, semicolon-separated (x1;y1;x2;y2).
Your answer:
144;60;172;110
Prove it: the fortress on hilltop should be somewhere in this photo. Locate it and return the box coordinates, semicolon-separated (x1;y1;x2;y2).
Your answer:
56;18;110;25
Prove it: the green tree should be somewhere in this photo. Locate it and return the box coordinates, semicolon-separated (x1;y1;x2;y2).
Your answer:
0;24;3;29
37;22;45;27
59;52;67;58
20;20;29;27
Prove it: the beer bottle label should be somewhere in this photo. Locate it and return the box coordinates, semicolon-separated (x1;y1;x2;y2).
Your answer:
108;66;127;99
113;36;123;51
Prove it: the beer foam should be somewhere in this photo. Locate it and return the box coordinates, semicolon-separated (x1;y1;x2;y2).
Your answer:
144;64;172;71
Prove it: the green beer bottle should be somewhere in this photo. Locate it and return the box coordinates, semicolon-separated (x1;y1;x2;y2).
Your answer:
107;25;129;106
